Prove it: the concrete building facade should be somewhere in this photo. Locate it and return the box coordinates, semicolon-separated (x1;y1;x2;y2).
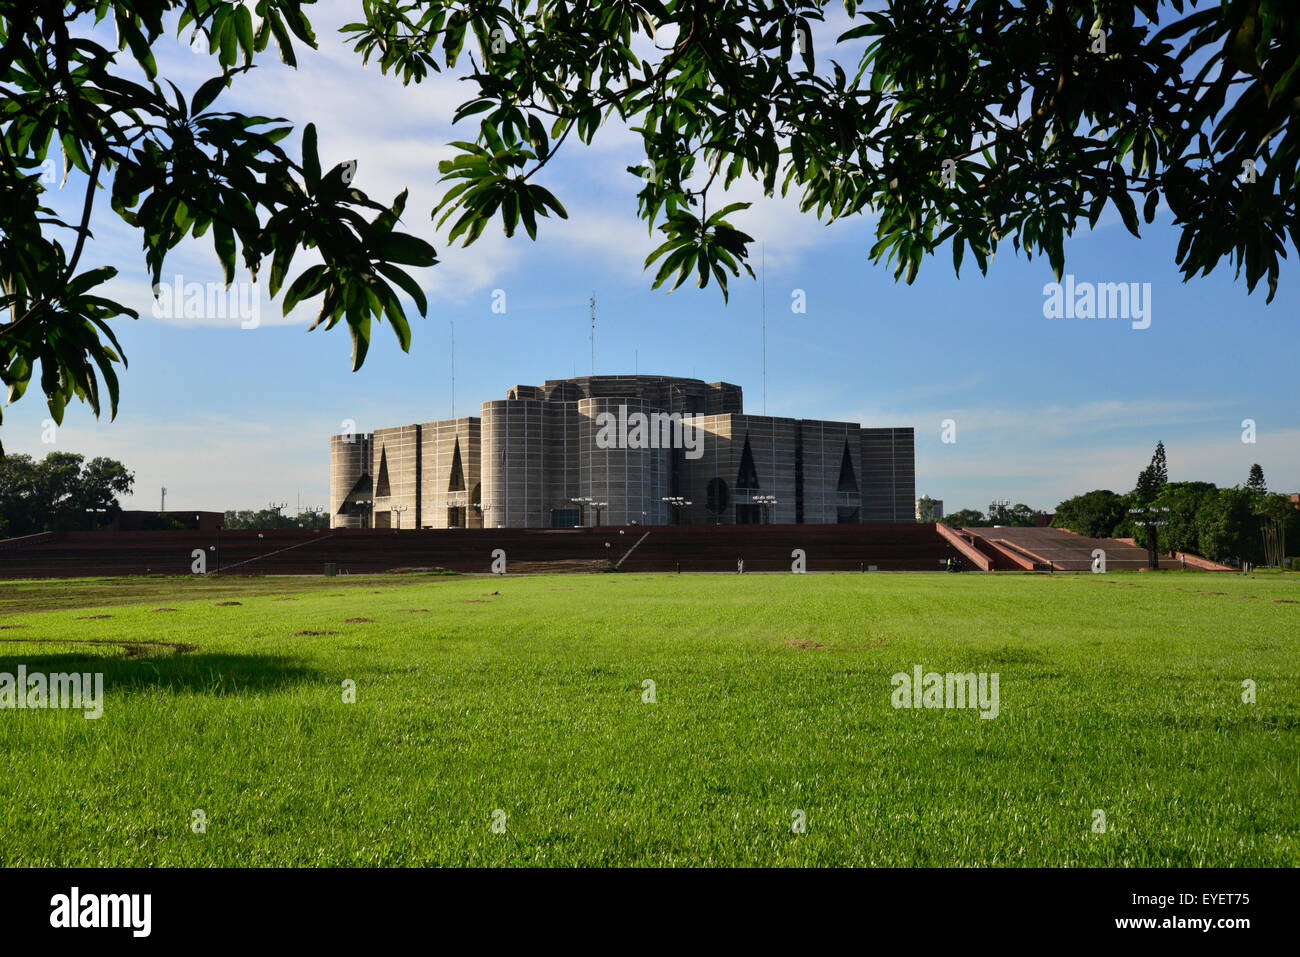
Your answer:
330;375;916;528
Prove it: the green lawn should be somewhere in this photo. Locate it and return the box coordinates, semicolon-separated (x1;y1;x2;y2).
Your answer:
1;570;1297;866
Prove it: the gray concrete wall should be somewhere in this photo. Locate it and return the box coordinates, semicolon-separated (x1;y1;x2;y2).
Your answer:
371;424;421;529
418;417;481;528
860;427;915;523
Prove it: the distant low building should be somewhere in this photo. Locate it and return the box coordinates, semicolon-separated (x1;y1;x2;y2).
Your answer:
915;497;943;521
331;374;917;528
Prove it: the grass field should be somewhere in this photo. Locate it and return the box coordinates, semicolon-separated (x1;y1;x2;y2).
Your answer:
1;570;1297;867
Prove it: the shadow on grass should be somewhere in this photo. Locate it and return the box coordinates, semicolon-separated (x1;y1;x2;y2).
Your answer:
0;650;322;695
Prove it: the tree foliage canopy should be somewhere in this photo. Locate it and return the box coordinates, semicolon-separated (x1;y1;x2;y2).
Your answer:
351;0;1298;298
0;449;133;534
1050;488;1128;537
3;1;1296;444
1053;448;1296;563
1;0;436;454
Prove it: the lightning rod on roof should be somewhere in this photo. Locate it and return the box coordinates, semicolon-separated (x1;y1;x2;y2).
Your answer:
589;293;596;376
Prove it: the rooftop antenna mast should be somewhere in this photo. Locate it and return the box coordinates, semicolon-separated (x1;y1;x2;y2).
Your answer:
761;242;767;416
588;294;596;375
450;318;455;418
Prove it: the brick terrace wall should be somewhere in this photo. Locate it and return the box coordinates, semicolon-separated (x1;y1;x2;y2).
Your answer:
0;524;961;577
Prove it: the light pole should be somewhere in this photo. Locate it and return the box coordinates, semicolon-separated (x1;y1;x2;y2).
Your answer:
268;500;288;529
480;503;499;528
752;493;779;525
573;496;606;527
1128;506;1170;569
354;499;373;529
392;503;409;529
662;495;692;525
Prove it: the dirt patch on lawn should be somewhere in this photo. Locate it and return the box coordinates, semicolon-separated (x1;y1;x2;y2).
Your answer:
75;614;113;619
0;637;195;657
774;634;885;651
343;617;374;623
214;601;243;606
783;638;828;650
293;630;338;636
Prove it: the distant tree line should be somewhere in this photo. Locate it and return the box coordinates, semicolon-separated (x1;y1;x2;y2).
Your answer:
0;452;134;537
1051;443;1296;566
0;450;329;539
939;502;1047;529
222;509;329;531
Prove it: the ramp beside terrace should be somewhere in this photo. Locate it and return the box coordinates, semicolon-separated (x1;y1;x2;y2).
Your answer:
962;525;1198;571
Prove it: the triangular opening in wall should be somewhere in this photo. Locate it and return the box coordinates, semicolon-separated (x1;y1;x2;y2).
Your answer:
448;437;466;492
374;447;391;497
338;473;373;514
736;433;760;490
837;440;858;493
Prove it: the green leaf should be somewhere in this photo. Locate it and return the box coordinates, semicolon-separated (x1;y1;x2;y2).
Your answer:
302;123;321;189
375;262;429;316
235;4;255;63
212;220;236;283
378;232;437;266
348;309;372;370
1113;192;1141;238
283;265;328;313
266;10;297;67
192;74;230;116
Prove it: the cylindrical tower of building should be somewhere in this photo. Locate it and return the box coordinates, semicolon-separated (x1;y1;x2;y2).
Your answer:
480;398;545;527
329;432;371;528
578;397;670;526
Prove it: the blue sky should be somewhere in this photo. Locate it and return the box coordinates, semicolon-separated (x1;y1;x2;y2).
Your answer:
4;1;1296;515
